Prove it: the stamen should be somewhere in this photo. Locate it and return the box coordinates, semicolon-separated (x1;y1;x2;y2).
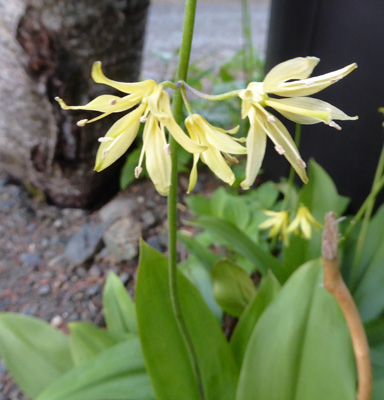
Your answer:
329;121;342;131
77;119;88;127
134;166;143;179
109;98;117;105
267;115;277;123
297;158;307;168
163;144;171;155
102;149;109;160
98;137;114;143
140;116;148;123
224;154;239;164
274;144;285;155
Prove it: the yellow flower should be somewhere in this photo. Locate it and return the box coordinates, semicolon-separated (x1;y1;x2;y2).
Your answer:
55;62;205;196
185;114;247;192
259;210;290;244
287;206;323;239
239;57;357;190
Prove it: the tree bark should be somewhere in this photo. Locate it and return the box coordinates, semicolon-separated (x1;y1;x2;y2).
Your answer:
0;0;150;207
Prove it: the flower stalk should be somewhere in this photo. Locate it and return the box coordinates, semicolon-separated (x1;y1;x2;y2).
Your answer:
168;0;205;399
322;212;372;400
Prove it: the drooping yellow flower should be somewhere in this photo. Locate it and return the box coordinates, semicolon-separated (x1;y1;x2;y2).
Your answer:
239;57;358;190
287;206;323;240
185;114;247;192
55;62;205;196
259;210;290;245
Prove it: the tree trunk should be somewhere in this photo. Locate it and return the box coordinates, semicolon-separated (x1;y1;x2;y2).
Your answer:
0;0;150;207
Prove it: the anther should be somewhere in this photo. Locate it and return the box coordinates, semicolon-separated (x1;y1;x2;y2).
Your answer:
102;150;109;160
134;166;143;179
140;116;148;123
98;137;114;143
274;144;285;155
267;115;277;123
109;98;117;105
163;144;171;155
329;121;342;131
297;158;307;168
77;119;88;127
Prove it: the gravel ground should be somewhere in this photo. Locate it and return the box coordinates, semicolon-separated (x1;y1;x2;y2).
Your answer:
0;1;270;398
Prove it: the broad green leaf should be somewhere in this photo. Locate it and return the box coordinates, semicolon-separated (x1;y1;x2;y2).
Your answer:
37;339;154;400
283;160;349;273
103;271;137;334
255;181;280;209
373;378;384;400
179;255;223;321
0;313;72;399
69;321;134;366
178;233;220;272
191;216;288;282
185;194;212;216
136;241;239;400
230;272;280;365
236;260;356;400
211;259;256;317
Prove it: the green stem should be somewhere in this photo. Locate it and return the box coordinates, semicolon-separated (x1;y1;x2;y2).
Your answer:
180;86;194;115
168;1;205;399
350;139;384;289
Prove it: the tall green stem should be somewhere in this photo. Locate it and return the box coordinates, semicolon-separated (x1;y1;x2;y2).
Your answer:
168;1;205;399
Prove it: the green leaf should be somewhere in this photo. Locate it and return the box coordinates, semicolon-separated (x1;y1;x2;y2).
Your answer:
37;339;154;400
191;216;288;282
136;241;239;400
179;255;223;322
255;181;280;209
69;321;134;366
230;271;280;366
211;259;256;317
0;313;72;399
283;160;349;273
178;233;220;272
103;271;137;334
236;259;356;400
185;194;212;217
374;378;384;400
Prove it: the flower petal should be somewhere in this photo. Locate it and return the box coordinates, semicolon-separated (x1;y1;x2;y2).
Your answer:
240;107;267;190
268;62;357;97
189;114;247;155
143;115;171;196
92;61;157;94
256;106;308;184
266;97;358;125
187;154;200;193
263;57;320;92
201;147;235;186
55;93;142;115
94;104;145;171
265;98;331;124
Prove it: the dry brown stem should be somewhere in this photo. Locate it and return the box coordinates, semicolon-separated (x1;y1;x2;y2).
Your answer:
322;212;372;400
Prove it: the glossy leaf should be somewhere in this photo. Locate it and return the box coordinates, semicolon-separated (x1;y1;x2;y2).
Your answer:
231;272;280;365
236;260;356;400
211;259;256;317
37;339;154;400
69;321;134;366
0;313;72;399
373;378;384;400
191;216;288;282
103;271;137;334
136;241;239;400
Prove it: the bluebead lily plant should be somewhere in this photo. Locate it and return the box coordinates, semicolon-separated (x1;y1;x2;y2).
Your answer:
2;1;382;400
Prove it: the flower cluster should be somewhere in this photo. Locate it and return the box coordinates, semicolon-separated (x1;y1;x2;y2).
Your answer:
259;206;323;244
56;57;357;196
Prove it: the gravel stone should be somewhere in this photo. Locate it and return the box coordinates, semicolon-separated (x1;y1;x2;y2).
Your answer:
38;284;51;296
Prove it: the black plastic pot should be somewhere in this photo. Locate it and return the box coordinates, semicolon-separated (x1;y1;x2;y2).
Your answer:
264;0;384;211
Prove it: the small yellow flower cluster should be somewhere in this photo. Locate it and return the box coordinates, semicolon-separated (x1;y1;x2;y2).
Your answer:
259;206;323;244
56;57;357;196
